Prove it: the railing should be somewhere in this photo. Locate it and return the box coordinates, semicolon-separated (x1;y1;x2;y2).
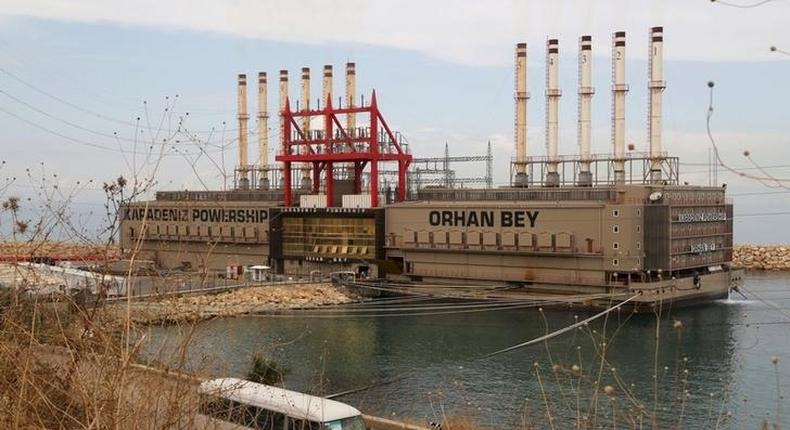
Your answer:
131;230;268;244
517;151;669;163
155;190;286;202
416;187;617;202
670;249;730;270
387;233;603;255
509;152;680;187
671;223;731;238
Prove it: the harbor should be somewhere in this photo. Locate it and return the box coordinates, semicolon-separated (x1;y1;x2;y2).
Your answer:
2;1;790;428
136;271;789;428
117;26;741;312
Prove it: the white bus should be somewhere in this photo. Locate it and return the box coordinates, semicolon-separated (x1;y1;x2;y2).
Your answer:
196;378;366;430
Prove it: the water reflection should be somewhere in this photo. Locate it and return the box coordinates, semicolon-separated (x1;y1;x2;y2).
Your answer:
141;273;789;428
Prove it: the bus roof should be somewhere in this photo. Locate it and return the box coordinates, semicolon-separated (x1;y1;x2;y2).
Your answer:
199;378;361;422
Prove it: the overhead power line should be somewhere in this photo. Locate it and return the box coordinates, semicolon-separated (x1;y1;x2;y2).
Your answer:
681;162;790;169
0;67;235;134
0;104;235;157
0;106;151;154
729;190;790;197
0;86;238;151
710;0;783;8
0;106;228;157
1;88;155;144
769;46;790;56
705;81;790;189
737;211;790;217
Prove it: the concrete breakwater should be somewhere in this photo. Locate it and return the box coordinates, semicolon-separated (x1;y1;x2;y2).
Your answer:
109;283;354;324
733;245;790;270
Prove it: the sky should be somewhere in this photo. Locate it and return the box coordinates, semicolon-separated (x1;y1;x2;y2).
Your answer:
0;0;789;243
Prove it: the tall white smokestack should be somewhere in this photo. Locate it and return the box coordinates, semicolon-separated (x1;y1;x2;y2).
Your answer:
514;43;529;187
612;31;628;183
300;67;312;189
279;70;288;190
545;38;561;187
322;65;333;192
237;73;250;190
323;65;333;106
345;62;357;190
257;72;269;190
346;62;356;134
279;69;288;147
578;35;594;186
648;26;666;183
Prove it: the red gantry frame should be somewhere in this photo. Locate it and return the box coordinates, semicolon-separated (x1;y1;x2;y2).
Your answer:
276;91;412;208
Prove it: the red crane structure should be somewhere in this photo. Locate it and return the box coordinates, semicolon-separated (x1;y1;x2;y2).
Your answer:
276;91;412;208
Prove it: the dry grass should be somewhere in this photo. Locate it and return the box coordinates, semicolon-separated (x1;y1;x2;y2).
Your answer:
0;190;783;429
0;106;238;429
0;249;782;429
0;240;119;260
0;286;202;429
439;417;487;430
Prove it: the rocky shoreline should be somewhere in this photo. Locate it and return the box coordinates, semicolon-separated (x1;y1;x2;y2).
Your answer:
733;245;790;270
107;283;355;325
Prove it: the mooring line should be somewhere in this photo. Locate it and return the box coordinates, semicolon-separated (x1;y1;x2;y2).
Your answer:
739;287;790;321
250;302;544;319
326;292;639;399
483;293;640;358
345;281;502;299
249;292;625;319
346;281;621;303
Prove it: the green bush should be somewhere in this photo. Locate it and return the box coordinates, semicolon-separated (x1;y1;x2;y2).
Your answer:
245;353;289;386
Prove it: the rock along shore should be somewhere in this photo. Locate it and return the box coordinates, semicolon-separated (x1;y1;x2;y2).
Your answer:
733;245;790;270
107;282;354;325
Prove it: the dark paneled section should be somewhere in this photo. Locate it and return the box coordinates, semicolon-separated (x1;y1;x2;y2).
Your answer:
268;208;384;263
374;209;386;260
269;208;284;261
644;205;670;271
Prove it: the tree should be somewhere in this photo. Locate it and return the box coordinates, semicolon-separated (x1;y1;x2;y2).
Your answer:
245;353;289;386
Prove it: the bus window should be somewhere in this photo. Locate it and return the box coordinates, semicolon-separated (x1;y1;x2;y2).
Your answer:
239;403;261;428
199;394;230;420
256;409;286;430
325;416;366;430
288;418;320;430
227;400;244;425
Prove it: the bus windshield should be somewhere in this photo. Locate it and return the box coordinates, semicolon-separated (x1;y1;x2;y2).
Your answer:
324;416;366;430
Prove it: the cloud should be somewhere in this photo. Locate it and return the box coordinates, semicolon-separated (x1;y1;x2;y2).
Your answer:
2;0;789;66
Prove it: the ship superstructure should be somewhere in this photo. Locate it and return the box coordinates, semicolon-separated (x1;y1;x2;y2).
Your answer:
120;27;741;308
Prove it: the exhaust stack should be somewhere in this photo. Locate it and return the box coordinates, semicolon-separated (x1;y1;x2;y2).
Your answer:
514;43;529;187
545;38;561;187
611;31;628;183
300;67;312;189
346;62;361;193
237;73;250;190
279;70;288;189
578;36;594;186
346;63;356;134
323;65;333;106
648;26;666;183
322;65;333;196
257;72;269;190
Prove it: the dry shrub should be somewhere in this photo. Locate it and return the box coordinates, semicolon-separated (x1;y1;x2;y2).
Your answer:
0;286;201;429
440;416;487;430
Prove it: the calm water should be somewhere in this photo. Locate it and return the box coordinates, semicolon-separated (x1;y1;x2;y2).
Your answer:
142;272;790;428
